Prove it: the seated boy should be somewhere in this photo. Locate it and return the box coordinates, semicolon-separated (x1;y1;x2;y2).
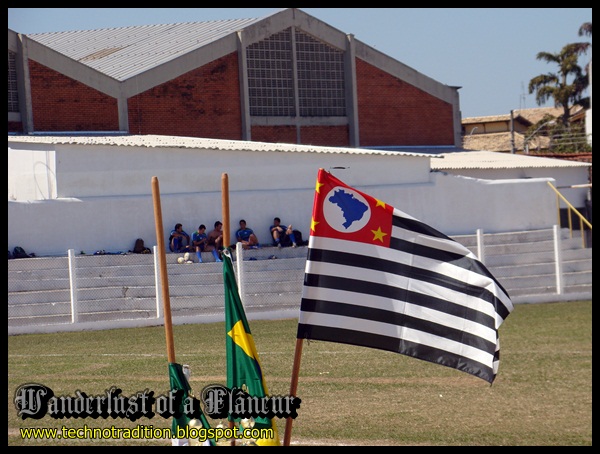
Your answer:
192;224;208;262
269;217;297;248
169;223;191;253
236;219;260;250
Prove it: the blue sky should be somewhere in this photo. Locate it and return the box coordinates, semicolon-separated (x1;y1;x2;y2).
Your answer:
8;8;592;118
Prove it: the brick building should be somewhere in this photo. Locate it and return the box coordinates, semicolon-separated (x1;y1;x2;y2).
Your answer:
8;8;461;148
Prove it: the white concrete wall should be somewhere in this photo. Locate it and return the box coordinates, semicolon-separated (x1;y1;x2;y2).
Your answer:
8;144;58;201
7;172;557;257
7;137;559;257
8;141;433;200
441;167;590;209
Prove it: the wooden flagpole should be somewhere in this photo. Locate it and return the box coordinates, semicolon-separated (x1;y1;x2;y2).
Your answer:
283;338;304;446
221;172;236;445
221;173;230;249
151;176;175;363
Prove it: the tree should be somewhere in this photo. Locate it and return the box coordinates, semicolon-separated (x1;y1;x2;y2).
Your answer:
528;22;591;128
578;21;592;38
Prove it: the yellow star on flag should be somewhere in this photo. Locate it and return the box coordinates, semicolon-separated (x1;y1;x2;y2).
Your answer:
311;217;319;232
371;226;388;243
315;180;324;193
375;199;386;209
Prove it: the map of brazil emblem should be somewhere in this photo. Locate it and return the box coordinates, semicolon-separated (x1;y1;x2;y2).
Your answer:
311;169;393;247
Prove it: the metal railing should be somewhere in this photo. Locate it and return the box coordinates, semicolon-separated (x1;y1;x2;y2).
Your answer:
547;181;592;248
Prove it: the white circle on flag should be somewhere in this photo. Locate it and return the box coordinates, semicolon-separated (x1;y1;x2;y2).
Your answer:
323;186;371;233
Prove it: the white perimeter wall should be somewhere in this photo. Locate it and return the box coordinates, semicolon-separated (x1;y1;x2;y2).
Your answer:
8;140;557;257
442;167;590;210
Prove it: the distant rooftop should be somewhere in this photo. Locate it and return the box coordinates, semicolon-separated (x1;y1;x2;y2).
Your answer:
462;131;551;153
462;106;581;126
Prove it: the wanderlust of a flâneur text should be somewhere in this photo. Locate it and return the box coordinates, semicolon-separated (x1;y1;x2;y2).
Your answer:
14;383;301;422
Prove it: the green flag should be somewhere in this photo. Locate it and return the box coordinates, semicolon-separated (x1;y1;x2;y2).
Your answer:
223;249;281;446
168;362;216;446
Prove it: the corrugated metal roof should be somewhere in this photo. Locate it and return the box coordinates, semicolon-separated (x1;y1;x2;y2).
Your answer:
27;19;262;81
7;134;436;158
431;150;591;170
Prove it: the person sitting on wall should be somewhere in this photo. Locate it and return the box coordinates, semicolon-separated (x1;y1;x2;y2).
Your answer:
169;223;191;253
205;221;224;262
192;224;208;263
270;217;297;248
236;219;260;250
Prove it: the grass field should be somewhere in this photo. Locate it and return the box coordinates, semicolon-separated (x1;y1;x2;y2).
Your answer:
8;300;592;446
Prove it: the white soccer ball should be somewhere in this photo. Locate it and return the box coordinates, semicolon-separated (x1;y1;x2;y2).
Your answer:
184;252;190;261
177;257;185;264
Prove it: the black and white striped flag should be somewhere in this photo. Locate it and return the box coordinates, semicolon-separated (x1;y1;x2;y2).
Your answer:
297;169;513;384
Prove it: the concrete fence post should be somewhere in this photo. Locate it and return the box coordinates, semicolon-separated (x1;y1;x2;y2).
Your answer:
236;242;246;307
553;225;564;295
476;228;485;264
153;245;162;319
67;249;79;323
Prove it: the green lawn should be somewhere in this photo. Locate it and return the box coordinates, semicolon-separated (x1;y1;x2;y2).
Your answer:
8;300;592;446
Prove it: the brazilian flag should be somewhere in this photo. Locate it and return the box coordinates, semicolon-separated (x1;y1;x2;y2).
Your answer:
222;249;281;446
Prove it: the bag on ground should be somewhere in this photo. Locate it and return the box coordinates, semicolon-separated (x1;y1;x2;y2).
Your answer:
13;246;29;259
132;238;152;254
133;238;145;253
292;229;305;246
